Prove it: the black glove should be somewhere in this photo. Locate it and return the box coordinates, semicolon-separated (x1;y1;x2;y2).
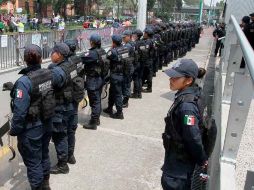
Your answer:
3;82;14;91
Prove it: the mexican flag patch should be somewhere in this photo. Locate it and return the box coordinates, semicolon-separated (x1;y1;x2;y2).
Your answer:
184;115;195;125
16;89;23;98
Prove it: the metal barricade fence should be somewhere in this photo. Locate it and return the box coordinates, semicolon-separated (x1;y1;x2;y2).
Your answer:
208;14;254;190
0;26;135;70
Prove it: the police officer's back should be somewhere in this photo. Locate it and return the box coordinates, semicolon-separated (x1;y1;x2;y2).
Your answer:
121;30;135;108
142;27;155;93
48;43;83;174
81;34;107;129
64;39;83;163
8;44;55;190
103;35;128;119
130;29;144;99
161;59;208;190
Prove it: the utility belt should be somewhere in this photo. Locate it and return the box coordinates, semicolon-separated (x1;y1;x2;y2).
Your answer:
86;72;101;77
162;132;192;163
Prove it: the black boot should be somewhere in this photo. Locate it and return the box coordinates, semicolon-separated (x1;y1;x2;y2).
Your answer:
122;97;129;108
83;118;100;130
42;174;51;190
130;93;139;99
110;112;124;119
50;161;69;174
103;107;113;115
31;184;43;190
142;88;152;93
68;154;76;164
138;93;142;99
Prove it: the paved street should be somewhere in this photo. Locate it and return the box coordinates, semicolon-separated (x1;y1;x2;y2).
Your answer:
0;28;213;190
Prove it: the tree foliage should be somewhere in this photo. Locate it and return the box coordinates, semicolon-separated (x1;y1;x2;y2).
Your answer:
147;0;156;11
184;0;200;6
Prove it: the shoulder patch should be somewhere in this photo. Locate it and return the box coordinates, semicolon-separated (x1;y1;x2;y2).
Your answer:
16;89;23;98
183;115;195;126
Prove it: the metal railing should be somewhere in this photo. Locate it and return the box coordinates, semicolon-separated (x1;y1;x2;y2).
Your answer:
209;14;254;190
0;26;135;70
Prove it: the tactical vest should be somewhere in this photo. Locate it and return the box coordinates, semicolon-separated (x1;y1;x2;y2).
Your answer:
56;60;85;104
112;46;133;75
94;48;110;78
84;50;102;77
136;40;150;62
69;54;83;77
26;69;55;121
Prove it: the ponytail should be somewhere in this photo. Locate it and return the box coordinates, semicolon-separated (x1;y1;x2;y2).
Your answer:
197;67;206;79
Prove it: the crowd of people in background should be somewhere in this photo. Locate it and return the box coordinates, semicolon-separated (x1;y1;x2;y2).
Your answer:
0;12;134;34
0;13;40;33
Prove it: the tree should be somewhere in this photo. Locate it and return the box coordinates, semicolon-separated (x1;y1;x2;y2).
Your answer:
156;0;175;21
147;0;156;11
176;0;182;11
184;0;200;6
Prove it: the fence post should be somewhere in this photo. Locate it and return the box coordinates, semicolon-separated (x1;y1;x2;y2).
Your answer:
15;35;20;66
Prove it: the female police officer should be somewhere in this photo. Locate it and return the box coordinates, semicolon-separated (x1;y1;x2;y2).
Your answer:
9;44;55;190
161;59;208;190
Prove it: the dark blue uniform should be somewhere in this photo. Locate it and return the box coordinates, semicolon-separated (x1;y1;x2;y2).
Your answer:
106;47;124;114
161;86;207;190
132;39;143;98
81;47;104;121
142;38;154;92
10;65;53;189
48;62;75;165
122;42;135;102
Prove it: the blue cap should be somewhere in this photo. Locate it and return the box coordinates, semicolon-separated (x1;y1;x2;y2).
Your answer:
112;35;122;45
89;33;101;44
24;44;42;58
164;59;198;79
250;13;254;17
144;27;154;36
122;30;132;37
52;43;70;57
133;29;143;36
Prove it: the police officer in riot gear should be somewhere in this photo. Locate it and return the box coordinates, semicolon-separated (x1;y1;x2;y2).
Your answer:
122;30;135;108
162;59;208;190
49;43;85;174
64;39;81;163
130;29;143;99
103;35;129;119
142;27;155;93
82;34;107;130
153;25;163;73
8;44;55;190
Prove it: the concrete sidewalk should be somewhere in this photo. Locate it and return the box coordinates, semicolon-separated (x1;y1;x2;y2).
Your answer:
0;28;214;190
